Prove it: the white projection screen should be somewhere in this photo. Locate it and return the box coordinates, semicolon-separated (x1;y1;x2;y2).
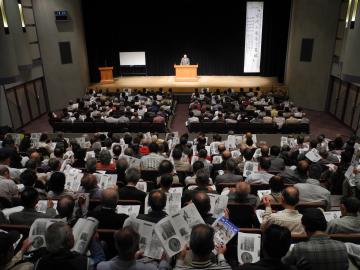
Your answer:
244;2;264;73
119;52;146;66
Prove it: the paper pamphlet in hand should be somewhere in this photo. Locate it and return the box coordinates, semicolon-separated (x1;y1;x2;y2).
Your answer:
2;206;24;219
208;194;228;218
212;155;223;164
169;187;183;195
243;161;259;177
29;219;63;251
154;203;205;257
257;190;271;201
145;192;182;216
345;165;356;187
231;150;241;158
116;205;141;216
36;200;58;214
305;148;322;163
124;217;164;260
212;216;239;247
255;209;265;223
210;142;221;155
345;242;360;260
64;171;83;192
322;211;342;222
136;181;147;193
71;217;99;254
227;135;237;150
97;174;117;189
238;233;261;264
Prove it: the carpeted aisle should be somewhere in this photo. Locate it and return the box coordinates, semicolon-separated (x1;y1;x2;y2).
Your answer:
171;104;189;135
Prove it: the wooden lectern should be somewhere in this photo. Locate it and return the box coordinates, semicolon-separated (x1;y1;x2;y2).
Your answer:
174;65;199;82
98;67;114;84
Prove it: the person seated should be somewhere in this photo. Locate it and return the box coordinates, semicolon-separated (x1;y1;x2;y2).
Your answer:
79;174;102;199
88;188;128;229
269;145;285;172
261;186;305;234
236;224;293;270
118;168;147;204
187;111;200;124
283;208;348;269
327;196;360;233
279;160;309;184
245;157;273;184
156;160;180;185
96;150;116;171
159;174;173;193
56;195;85;227
138;190;167;223
172;148;191;172
192;191;216;225
0;165;19;203
140;143;165;169
228;182;259;207
0;230;33;270
215;158;243;184
153;112;165;124
35;222;105;270
174;224;231;270
263;176;285;204
97;226;170;270
294;164;330;207
9;187;56;225
47;172;73;198
185;161;205;186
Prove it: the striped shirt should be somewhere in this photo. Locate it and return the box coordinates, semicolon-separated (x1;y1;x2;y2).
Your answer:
261;208;305;234
140;153;165;169
174;254;232;270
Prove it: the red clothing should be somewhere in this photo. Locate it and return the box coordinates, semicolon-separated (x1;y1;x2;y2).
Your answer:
96;162;116;171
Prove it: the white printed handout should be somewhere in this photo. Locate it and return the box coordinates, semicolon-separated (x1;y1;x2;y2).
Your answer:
243;161;259;177
29;218;63;251
208;194;228;218
212;155;223;164
2;206;24;219
116;205;141;216
169;187;183;195
345;165;357;187
35;200;58;214
71;217;99;254
64;171;83;192
98;174;117;189
255;209;265;223
237;233;261;264
212;216;239;247
227;135;237;150
231;150;242;158
322;211;342;222
305;148;322;163
136;181;147;193
154;204;205;257
210;142;221;156
124;216;164;260
257;190;271;201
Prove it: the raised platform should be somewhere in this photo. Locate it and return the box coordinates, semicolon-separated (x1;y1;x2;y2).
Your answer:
89;75;280;92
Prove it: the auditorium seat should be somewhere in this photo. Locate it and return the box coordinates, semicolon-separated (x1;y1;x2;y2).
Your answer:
227;202;259;228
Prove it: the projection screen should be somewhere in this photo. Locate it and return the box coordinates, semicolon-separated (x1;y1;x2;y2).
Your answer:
119;51;146;66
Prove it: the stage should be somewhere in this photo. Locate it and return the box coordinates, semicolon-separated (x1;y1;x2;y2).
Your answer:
89;76;281;92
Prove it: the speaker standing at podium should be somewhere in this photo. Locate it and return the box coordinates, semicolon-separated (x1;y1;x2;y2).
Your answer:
180;54;190;65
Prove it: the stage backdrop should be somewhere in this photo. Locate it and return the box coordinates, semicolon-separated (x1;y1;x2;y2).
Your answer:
82;0;291;83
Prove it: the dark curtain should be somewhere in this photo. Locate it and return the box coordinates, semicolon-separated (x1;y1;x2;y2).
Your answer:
82;0;291;83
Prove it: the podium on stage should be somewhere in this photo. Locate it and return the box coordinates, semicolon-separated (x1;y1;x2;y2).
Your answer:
98;66;114;84
174;64;199;82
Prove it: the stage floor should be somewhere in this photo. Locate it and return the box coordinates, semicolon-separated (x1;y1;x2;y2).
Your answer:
89;76;280;92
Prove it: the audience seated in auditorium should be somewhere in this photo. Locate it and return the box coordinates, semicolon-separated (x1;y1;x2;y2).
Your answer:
138;190;167;223
245;157;273;184
215;158;243;184
140;143;165;170
283;208;349;270
228;182;259;208
236;224;293;270
263;176;285;204
327;196;360;234
118;168;147;204
35;222;105;270
0;165;19;203
9;187;56;225
279;160;309;184
97;226;170;270
261;186;304;234
174;224;231;270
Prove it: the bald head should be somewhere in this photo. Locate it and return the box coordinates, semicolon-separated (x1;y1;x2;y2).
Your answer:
148;190;166;211
281;186;299;207
222;150;231;160
218;144;226;153
236;181;251;196
101;188;119;208
261;145;269;157
82;174;98;190
57;195;75;219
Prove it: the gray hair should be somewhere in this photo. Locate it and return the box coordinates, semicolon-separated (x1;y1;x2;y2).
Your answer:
99;149;112;165
86;157;97;173
45;222;73;253
125;167;141;184
116;157;129;171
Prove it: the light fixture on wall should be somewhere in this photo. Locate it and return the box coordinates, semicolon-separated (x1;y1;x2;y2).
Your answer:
18;0;26;32
350;0;359;28
0;0;9;34
346;0;353;28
